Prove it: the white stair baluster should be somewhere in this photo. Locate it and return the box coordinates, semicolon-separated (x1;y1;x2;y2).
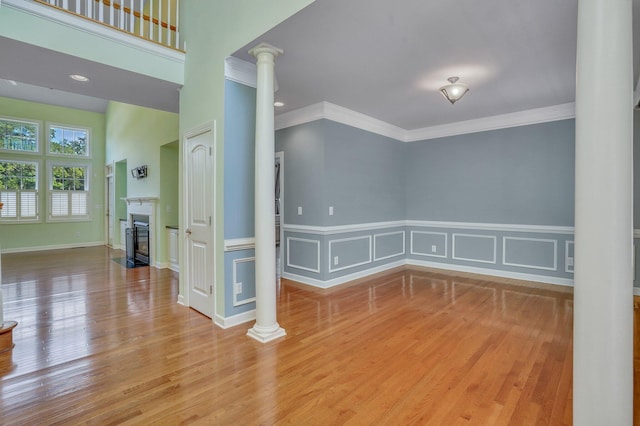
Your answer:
139;0;144;36
148;0;153;40
175;0;180;49
129;0;134;33
98;0;104;24
62;0;68;10
109;0;114;26
157;0;162;44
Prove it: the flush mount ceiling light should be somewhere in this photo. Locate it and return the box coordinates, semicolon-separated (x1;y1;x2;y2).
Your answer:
274;101;284;107
439;76;469;105
69;74;89;82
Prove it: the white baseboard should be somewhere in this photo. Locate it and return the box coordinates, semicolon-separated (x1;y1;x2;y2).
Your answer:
156;261;169;269
177;294;186;305
0;241;105;254
214;310;256;329
283;260;406;289
635;288;640;296
406;259;574;288
169;264;180;273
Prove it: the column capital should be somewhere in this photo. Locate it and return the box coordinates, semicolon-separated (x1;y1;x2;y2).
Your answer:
248;42;283;59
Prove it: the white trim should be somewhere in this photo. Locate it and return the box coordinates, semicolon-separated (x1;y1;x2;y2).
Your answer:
635;288;640;296
224;237;255;252
233;257;256;307
323;102;406;141
224;56;257;88
407;220;574;234
502;236;558;271
275;101;575;143
373;231;405;261
406;103;576;142
0;241;104;254
122;197;159;205
565;240;575;273
284;260;406;289
177;294;186;305
0;116;41;154
214;310;256;329
283;220;405;235
286;237;320;273
46;122;91;158
410;231;447;259
328;235;372;273
633;229;640;238
283;220;573;236
3;0;185;63
452;233;497;264
407;259;574;288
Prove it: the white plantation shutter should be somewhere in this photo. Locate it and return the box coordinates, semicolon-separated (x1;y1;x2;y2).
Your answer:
71;192;87;216
0;191;17;218
20;191;37;218
51;191;68;217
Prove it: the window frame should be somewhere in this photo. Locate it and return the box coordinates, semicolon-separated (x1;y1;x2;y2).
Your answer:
47;122;91;159
0;158;40;223
0;116;41;154
46;161;92;222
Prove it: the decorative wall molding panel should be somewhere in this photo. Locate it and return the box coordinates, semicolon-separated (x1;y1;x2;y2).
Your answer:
502;237;558;271
452;234;498;264
286;237;321;273
373;231;406;262
565;240;574;273
410;231;447;259
328;235;372;273
232;257;256;307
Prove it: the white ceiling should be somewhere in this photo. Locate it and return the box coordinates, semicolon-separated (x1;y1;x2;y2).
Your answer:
1;0;639;127
234;0;640;131
0;36;180;113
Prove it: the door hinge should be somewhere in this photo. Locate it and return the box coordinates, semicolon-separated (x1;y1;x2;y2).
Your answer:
209;285;213;294
209;146;212;156
209;216;212;226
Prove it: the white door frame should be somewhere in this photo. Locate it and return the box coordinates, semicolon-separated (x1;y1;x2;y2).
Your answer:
275;151;284;276
181;121;216;318
105;163;114;247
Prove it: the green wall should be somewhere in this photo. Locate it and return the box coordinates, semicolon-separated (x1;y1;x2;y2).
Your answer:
105;101;179;265
179;0;315;314
0;97;106;252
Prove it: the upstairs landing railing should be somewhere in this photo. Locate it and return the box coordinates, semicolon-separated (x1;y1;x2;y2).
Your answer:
34;0;183;51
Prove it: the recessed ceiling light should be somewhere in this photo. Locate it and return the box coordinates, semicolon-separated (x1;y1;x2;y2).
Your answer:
7;80;18;86
69;74;89;82
274;101;284;107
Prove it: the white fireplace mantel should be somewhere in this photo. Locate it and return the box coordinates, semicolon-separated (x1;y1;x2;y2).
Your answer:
122;197;159;206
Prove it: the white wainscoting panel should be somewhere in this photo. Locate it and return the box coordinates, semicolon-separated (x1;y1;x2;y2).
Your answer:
452;233;497;264
565;240;574;273
232;257;256;307
410;231;448;259
286;237;321;273
328;235;372;273
502;236;558;271
373;231;405;261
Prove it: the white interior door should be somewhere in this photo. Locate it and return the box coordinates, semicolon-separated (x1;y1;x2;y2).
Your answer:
105;164;114;247
184;123;215;318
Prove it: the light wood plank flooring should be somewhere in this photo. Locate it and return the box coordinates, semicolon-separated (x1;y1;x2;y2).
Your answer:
0;246;635;424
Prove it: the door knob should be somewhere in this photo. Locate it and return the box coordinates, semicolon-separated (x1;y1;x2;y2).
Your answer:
185;228;192;235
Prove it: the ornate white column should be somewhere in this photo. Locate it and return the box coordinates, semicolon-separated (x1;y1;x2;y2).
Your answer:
574;0;633;424
247;43;286;343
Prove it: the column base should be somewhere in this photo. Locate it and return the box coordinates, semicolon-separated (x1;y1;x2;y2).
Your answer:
247;324;286;343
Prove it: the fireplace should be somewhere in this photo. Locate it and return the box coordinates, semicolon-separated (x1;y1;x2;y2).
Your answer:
122;197;158;267
126;214;150;266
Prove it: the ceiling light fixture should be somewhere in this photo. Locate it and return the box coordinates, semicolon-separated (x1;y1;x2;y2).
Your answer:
69;74;89;82
274;101;284;107
439;76;469;105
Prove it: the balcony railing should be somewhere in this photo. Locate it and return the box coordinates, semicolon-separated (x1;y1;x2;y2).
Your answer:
34;0;183;51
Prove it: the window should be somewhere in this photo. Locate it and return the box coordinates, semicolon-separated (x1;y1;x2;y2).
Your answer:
48;125;89;157
0;118;39;152
48;163;90;221
0;160;39;221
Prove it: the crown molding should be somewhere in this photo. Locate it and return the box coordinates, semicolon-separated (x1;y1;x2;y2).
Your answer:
405;103;576;141
224;56;257;88
3;0;185;63
275;101;576;142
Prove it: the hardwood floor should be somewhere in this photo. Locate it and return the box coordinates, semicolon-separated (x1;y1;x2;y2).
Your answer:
0;246;634;424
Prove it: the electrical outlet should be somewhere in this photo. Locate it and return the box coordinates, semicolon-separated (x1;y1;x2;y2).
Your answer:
329;206;334;216
235;282;242;295
334;256;339;265
297;206;302;215
431;245;437;253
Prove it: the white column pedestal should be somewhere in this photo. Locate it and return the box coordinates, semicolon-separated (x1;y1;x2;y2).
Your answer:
247;43;286;343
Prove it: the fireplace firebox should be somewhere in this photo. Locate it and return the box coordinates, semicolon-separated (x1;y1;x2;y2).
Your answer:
126;214;150;266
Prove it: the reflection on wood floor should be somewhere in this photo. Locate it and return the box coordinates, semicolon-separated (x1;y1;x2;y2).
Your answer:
0;246;636;424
